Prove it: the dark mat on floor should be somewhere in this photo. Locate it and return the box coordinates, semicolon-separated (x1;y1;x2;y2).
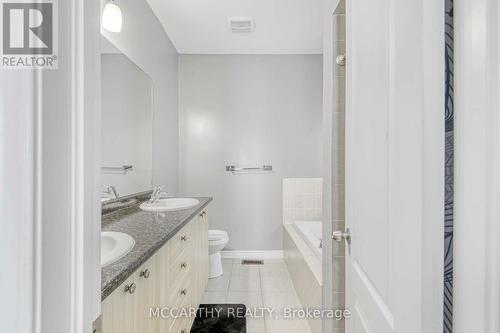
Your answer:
191;304;246;333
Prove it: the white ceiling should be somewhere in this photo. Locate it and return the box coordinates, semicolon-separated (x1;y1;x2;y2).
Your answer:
145;0;324;54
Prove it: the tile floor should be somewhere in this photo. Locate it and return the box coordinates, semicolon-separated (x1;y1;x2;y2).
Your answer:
202;259;311;333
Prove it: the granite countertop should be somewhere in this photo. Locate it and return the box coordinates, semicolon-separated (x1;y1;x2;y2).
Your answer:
101;196;213;301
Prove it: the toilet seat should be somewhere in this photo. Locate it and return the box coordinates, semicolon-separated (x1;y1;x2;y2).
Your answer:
208;230;228;242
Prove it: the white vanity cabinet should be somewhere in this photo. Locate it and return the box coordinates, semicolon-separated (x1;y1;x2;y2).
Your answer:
102;207;209;333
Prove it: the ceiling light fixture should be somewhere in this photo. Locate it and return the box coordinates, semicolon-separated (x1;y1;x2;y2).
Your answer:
102;0;122;33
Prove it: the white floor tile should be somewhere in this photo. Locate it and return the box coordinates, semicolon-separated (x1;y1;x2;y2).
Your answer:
259;263;290;278
260;275;295;292
262;259;285;264
229;275;261;292
261;291;301;309
202;291;227;304
206;274;230;291
232;263;260;277
247;318;266;333
222;262;233;275
227;291;263;308
265;318;311;333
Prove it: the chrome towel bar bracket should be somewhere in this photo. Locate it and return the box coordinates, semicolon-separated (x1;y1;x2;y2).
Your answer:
101;165;134;175
225;165;273;174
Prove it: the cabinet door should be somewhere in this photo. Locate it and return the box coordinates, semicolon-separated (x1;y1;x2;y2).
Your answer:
204;210;210;287
193;213;202;307
198;209;209;296
135;254;159;333
157;241;172;332
102;275;136;333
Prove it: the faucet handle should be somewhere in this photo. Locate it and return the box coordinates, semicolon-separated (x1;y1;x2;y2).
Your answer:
148;185;166;204
102;185;119;199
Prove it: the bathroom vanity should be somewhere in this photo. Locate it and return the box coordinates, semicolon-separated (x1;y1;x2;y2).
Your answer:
99;24;211;333
101;197;212;333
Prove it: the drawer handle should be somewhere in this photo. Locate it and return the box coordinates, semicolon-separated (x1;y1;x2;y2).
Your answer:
181;235;188;242
140;269;150;279
180;262;187;269
124;283;136;294
180;289;188;296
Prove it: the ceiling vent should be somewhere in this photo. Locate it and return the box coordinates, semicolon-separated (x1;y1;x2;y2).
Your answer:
228;17;255;33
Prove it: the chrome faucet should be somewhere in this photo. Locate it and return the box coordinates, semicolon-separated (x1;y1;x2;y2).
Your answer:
148;185;166;204
102;185;119;199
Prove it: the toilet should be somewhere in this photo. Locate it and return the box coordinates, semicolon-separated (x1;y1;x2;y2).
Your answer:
208;230;229;278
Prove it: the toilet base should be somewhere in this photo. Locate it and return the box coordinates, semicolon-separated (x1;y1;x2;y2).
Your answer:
209;252;223;279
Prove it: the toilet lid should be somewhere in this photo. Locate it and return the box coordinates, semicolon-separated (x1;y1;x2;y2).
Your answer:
209;230;228;241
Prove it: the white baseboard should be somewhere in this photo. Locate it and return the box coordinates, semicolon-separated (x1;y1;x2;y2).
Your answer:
221;250;284;260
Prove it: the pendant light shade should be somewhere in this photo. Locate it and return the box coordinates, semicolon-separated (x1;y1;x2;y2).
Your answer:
102;0;122;33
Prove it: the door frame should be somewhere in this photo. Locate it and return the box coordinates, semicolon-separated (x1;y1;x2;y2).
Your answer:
454;0;500;331
321;1;343;333
1;1;101;332
322;0;445;331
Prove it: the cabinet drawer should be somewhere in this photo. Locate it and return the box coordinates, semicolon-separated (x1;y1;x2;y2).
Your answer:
169;244;193;290
169;271;192;308
169;316;191;333
169;221;195;264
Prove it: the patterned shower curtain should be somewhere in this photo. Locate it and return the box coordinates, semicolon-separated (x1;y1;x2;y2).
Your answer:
444;0;454;332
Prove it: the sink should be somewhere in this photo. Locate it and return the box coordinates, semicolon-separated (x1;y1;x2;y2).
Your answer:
139;198;200;212
101;232;135;267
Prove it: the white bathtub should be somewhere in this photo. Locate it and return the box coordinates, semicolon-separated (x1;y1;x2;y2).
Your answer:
293;221;322;258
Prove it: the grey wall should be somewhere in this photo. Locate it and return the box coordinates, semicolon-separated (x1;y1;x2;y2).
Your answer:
101;0;179;194
179;55;323;251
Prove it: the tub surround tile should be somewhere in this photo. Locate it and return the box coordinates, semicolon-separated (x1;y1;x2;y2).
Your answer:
283;226;322;333
282;178;323;224
100;196;213;301
283;224;322;284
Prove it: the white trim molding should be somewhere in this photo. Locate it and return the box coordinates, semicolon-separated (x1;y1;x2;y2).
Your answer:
221;250;284;260
454;0;500;331
0;1;102;332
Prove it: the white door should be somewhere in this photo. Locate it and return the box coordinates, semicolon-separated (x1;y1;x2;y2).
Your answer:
344;0;443;332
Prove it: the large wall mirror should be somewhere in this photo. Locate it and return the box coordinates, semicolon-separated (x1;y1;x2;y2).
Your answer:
101;36;153;201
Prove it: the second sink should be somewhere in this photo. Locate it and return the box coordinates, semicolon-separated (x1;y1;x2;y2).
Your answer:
139;198;200;212
101;232;135;267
